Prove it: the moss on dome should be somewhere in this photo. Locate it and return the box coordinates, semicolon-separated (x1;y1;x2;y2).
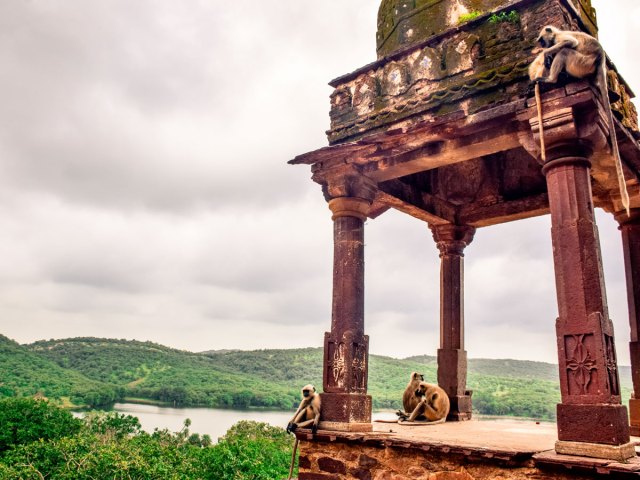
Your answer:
376;0;522;59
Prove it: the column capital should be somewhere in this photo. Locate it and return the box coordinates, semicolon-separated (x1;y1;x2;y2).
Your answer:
328;197;371;221
430;224;476;257
313;165;377;204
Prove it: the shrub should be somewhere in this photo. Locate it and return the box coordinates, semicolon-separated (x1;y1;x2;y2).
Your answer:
0;398;81;452
200;421;294;480
84;411;142;439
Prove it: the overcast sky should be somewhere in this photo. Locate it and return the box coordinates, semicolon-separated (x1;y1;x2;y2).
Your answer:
0;0;639;364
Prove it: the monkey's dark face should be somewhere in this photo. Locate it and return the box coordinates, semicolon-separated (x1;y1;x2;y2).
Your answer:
302;389;311;398
537;26;556;48
415;384;427;397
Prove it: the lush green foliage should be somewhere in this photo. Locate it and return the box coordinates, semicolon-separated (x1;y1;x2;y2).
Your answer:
1;336;630;420
0;398;82;452
0;335;122;407
28;338;302;410
199;421;293;480
488;10;520;24
458;10;482;24
0;400;294;479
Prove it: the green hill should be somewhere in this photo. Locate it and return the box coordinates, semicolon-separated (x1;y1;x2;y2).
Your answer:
0;335;122;407
4;336;631;421
28;338;300;410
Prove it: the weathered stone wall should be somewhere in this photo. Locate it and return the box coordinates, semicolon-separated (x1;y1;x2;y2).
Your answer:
329;0;637;146
297;440;595;480
330;0;575;144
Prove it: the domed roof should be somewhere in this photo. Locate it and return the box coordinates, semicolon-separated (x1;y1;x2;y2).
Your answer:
376;0;513;59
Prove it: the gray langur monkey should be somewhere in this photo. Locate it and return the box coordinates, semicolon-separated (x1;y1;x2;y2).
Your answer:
399;381;450;423
528;47;552;82
530;25;629;215
400;371;424;416
286;384;321;434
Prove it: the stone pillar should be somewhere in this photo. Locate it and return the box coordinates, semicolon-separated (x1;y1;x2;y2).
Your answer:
542;141;632;459
319;172;376;432
430;224;475;421
616;211;640;436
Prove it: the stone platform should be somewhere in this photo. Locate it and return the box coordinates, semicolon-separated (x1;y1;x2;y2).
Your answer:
295;419;640;479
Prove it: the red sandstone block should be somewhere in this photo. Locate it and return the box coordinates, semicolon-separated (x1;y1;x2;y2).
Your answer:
349;467;372;480
298;455;311;469
359;454;378;468
629;398;640;427
557;404;630;445
318;457;346;475
298;473;340;480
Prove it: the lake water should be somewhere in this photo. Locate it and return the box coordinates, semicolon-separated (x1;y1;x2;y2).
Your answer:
76;403;393;442
104;403;294;441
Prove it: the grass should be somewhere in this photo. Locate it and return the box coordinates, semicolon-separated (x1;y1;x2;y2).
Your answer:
458;11;482;24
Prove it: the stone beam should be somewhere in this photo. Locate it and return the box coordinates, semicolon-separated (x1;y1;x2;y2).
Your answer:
362;126;521;182
374;191;449;225
458;193;550;227
376;179;454;225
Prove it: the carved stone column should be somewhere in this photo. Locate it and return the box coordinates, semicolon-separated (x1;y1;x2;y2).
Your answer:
430;224;475;421
542;139;631;458
616;210;640;436
319;172;376;432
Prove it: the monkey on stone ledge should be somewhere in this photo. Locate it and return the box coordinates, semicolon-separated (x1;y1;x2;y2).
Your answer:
286;384;321;435
528;25;629;215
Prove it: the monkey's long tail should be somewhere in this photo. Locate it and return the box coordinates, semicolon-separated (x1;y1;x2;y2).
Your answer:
288;437;299;480
602;70;631;216
535;83;546;163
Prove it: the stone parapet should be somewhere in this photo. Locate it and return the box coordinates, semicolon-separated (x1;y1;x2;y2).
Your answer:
295;427;640;479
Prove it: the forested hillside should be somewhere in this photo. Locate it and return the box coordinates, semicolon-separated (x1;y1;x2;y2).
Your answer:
0;335;121;407
0;336;629;420
28;338;299;410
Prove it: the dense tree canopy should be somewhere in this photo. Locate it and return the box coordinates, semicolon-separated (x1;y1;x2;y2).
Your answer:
0;399;294;480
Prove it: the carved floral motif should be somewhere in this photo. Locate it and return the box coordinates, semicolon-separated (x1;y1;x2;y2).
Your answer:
566;334;597;395
329;342;346;388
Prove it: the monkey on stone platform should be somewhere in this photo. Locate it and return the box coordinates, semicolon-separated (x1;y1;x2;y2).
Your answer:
401;371;424;415
529;25;629;214
286;384;321;435
398;381;450;423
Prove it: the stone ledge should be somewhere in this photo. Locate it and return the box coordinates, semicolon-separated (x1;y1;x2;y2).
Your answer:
534;450;640;478
295;428;540;468
555;440;636;462
295;421;640;478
